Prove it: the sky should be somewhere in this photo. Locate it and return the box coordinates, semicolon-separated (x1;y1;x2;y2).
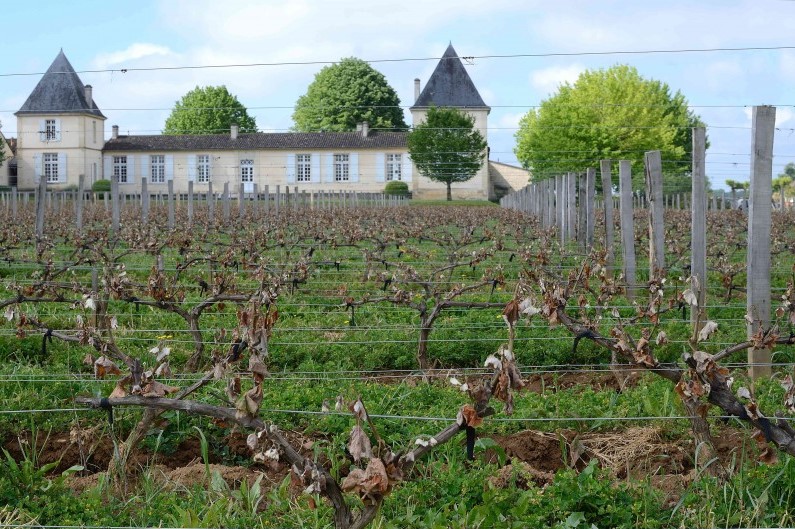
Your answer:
2;0;795;191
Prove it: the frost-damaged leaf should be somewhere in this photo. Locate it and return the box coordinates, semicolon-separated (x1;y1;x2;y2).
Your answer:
249;354;269;383
93;356;121;379
655;331;668;346
236;383;263;417
109;375;131;398
502;299;520;328
226;376;241;402
247;432;258;451
341;458;391;504
752;429;779;465
83;296;96;311
697;321;719;342
154;361;172;378
155;347;170;363
350;397;368;422
141;380;179;398
737;386;752;400
519;298;541;317
682;289;698;307
781;375;795;412
460;405;483;428
484;354;502;371
348;424;373;463
3;306;15;322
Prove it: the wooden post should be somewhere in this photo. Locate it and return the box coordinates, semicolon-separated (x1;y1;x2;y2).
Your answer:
141;178;149;224
556;174;565;245
223;182;230;223
264;185;270;215
252;183;259;216
747;106;776;379
11;187;17;221
208;182;215;224
167;179;175;230
111;177;120;234
187;181;194;224
619;161;636;300
238;182;245;218
600;160;615;267
691;127;708;326
586;167;596;250
577;174;586;249
644;150;665;274
275;185;280;215
35;176;47;239
76;175;85;232
567;173;576;241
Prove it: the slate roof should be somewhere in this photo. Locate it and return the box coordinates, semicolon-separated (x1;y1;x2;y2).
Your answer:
103;131;408;152
16;50;105;118
412;44;489;109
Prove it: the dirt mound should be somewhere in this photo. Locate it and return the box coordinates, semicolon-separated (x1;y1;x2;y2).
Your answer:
492;430;566;473
488;461;555;489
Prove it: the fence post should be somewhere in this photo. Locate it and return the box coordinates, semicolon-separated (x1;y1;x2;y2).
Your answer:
223;182;230;223
111;177;120;234
600;161;615;267
264;185;270;215
167;179;175;230
11;187;17;221
619;160;636;300
691;127;708;326
76;175;85;232
238;182;245;218
645;150;665;275
35;176;47;239
586;167;596;250
187;181;194;225
747;106;776;379
577;174;586;249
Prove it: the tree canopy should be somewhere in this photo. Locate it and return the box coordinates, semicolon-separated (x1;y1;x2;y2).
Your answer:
407;107;487;201
514;65;705;192
164;86;257;135
292;58;407;132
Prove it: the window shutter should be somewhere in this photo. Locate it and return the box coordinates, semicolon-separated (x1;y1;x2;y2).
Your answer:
286;154;296;184
187;154;196;182
375;153;385;183
140;155;150;182
311;152;321;183
54;119;62;142
103;156;112;180
349;153;359;183
402;155;413;183
33;153;42;183
165;155;174;180
127;156;135;184
57;152;67;182
325;154;334;183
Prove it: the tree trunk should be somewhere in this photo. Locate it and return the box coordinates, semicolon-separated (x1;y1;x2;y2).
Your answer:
417;319;431;371
107;408;157;492
446;182;452;201
681;398;722;478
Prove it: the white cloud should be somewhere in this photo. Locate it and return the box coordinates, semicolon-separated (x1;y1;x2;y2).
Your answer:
742;106;792;127
94;43;174;68
530;64;584;96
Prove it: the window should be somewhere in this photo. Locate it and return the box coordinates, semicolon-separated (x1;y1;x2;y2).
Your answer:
297;154;311;182
240;159;254;182
151;155;165;183
113;156;128;183
45;119;58;141
386;154;402;181
197;155;210;183
44;153;59;183
334;154;349;182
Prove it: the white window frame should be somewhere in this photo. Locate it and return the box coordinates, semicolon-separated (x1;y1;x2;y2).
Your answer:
113;156;128;184
197;154;210;183
44;153;59;183
334;154;349;182
150;155;165;183
240;159;254;182
297;154;311;182
45;119;58;141
386;154;402;181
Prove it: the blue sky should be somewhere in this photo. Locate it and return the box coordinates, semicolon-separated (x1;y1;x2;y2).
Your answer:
2;0;795;190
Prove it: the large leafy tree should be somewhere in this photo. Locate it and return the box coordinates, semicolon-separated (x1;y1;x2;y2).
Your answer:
164;86;257;135
407;107;487;201
293;58;407;132
515;65;705;192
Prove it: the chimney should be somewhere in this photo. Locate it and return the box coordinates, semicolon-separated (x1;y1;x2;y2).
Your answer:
231;123;239;140
414;78;421;102
112;125;118;139
84;85;93;108
361;121;369;138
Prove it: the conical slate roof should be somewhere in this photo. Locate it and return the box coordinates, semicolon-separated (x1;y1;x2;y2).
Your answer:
412;44;488;109
16;50;105;118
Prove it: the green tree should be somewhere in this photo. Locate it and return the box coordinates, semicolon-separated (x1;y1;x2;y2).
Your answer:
164;86;257;135
514;65;705;192
407;107;487;201
292;58;407;132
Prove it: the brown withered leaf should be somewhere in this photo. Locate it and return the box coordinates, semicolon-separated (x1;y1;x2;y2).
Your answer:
82;353;95;366
226;376;241;402
141;380;179;398
341;458;390;504
109;375;131;398
460;405;483;428
249;354;269;382
236;383;263;417
348;424;373;463
94;356;121;379
502;299;520;327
